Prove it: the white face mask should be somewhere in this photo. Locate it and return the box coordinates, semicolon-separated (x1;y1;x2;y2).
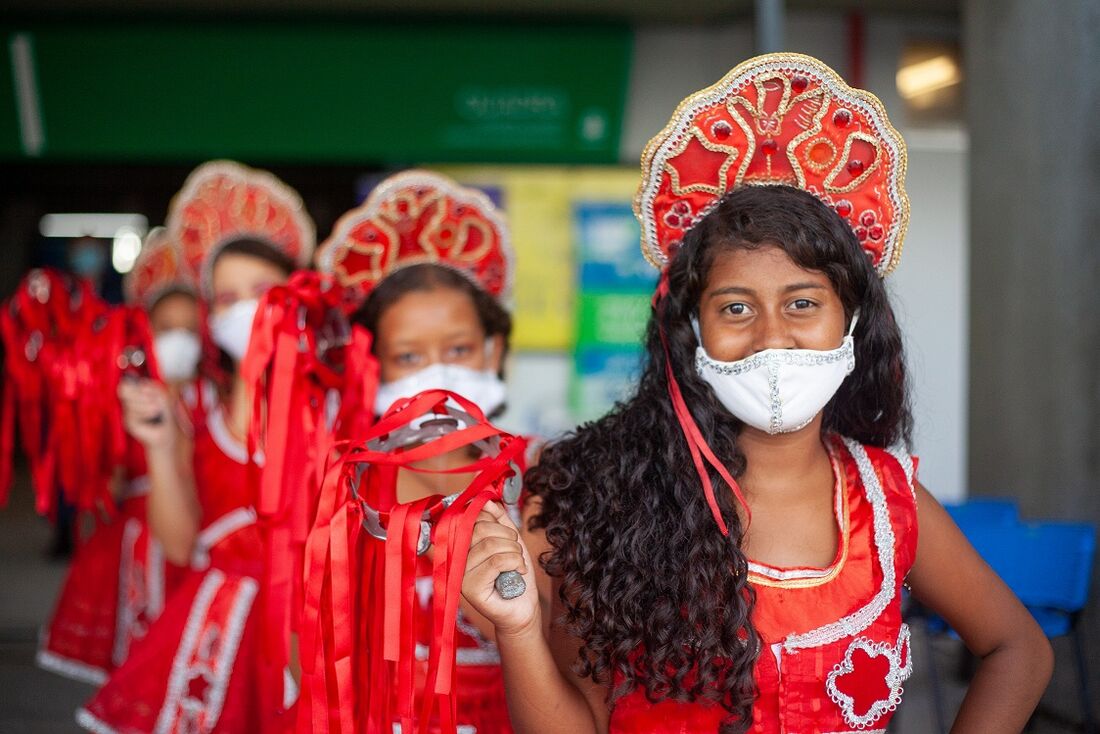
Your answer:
209;298;259;363
694;314;858;435
374;362;507;418
153;329;202;382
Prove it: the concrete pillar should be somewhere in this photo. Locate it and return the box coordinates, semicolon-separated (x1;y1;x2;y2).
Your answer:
965;0;1100;720
754;0;786;53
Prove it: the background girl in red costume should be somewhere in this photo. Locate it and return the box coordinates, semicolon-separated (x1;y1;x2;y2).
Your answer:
309;169;538;733
460;54;1053;734
37;230;200;685
77;160;315;734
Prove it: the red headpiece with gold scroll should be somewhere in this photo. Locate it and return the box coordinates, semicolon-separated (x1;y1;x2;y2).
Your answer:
316;170;514;307
635;52;909;276
123;228;197;310
167;160;316;293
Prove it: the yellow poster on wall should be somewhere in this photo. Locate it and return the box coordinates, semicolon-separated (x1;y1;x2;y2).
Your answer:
440;165;639;351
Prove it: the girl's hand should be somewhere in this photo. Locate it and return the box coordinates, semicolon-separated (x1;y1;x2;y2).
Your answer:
462;501;541;639
118;378;176;451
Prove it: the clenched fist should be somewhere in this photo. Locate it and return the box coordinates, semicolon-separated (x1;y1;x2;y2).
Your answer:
118;378;176;450
461;501;540;638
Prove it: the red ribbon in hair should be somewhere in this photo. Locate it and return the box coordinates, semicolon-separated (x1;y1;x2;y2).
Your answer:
654;271;750;535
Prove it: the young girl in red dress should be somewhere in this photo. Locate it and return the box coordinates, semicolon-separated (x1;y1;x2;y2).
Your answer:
37;232;199;685
305;170;525;733
461;54;1053;734
77;161;315;733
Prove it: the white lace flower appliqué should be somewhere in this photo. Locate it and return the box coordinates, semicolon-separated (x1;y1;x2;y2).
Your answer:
825;624;913;729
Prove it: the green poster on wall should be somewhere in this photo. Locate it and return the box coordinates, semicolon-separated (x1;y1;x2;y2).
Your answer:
1;22;631;163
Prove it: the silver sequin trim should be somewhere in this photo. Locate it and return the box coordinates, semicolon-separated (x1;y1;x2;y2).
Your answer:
695;337;854;377
782;439;896;652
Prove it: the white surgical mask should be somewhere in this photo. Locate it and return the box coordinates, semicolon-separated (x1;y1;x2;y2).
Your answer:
694;314;858;434
374;362;507;418
209;298;259;363
153;329;202;382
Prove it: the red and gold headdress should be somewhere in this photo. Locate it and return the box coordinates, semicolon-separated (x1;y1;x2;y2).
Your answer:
167;160;315;293
123;228;197;310
317;170;514;306
635;52;909;276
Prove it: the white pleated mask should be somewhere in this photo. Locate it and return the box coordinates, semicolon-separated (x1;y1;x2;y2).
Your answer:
374;362;507;419
209;298;259;363
153;329;202;382
694;314;858;434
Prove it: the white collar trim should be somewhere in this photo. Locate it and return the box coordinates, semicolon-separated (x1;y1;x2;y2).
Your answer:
206;405;264;466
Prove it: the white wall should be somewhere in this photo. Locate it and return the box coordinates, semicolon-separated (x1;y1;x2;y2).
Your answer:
888;130;969;501
619;12;969;500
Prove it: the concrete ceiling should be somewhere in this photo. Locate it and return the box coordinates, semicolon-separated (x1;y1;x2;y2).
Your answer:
5;0;959;21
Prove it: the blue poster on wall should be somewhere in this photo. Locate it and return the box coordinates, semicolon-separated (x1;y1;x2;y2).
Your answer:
570;201;654;422
573;202;654;292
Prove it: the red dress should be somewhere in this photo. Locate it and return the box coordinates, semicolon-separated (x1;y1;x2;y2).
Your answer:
37;439;182;685
610;437;918;734
77;405;266;734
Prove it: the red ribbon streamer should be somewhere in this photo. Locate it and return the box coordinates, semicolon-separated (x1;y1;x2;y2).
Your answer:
241;271;379;732
653;271;750;535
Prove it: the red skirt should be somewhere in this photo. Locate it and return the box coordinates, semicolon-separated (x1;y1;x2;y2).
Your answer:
76;565;262;733
37;492;180;685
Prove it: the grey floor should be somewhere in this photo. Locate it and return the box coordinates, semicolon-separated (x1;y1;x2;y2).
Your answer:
0;467;1085;733
0;474;96;733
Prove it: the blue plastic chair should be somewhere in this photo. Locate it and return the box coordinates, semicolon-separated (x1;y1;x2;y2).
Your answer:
914;508;1097;733
964;521;1095;634
943;496;1019;529
919;497;1019;636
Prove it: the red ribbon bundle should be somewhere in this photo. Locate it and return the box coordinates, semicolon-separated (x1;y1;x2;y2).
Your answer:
297;389;525;734
73;303;162;513
1;269;160;517
240;270;379;731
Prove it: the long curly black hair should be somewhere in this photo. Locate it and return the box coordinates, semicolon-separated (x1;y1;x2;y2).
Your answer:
528;185;912;732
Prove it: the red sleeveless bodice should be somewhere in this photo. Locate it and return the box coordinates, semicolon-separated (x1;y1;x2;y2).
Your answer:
610;437;918;734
